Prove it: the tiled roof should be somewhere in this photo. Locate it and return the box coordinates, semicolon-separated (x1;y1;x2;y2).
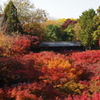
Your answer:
39;42;80;47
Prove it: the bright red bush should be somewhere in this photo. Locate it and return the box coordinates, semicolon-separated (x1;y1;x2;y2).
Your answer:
0;82;64;100
70;50;100;80
0;56;43;87
64;92;100;100
11;35;41;56
1;49;100;99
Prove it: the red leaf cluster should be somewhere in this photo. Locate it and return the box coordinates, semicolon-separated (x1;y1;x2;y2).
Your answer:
11;35;41;56
62;19;77;29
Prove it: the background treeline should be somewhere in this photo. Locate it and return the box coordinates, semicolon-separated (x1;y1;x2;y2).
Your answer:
0;0;100;50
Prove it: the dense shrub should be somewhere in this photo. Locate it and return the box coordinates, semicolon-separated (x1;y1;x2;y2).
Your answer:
0;33;17;56
40;59;83;86
22;22;45;38
0;48;100;99
0;34;41;56
89;76;100;94
0;82;64;100
0;56;43;87
60;80;89;95
70;50;100;80
0;57;22;87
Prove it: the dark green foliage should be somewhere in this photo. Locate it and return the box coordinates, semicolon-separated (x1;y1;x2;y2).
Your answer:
44;25;62;42
1;1;23;35
61;31;69;41
93;6;100;42
78;9;97;47
62;25;75;41
44;24;76;42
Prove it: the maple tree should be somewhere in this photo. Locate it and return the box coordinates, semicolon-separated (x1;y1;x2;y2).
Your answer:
62;19;77;29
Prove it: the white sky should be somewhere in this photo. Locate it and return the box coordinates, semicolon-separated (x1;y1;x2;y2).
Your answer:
0;0;100;19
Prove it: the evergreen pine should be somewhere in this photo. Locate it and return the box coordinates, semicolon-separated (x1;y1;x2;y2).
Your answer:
1;0;23;35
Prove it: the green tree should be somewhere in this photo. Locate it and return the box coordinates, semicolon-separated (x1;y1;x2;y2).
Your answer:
64;25;75;41
93;6;100;41
93;26;100;41
44;25;62;42
61;31;69;41
74;22;81;41
1;1;23;35
78;9;97;49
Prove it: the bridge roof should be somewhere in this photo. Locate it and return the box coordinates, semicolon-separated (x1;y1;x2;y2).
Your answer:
39;42;80;47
